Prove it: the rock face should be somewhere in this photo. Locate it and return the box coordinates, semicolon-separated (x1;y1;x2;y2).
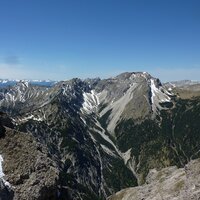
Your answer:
0;113;59;200
0;72;200;199
108;158;200;200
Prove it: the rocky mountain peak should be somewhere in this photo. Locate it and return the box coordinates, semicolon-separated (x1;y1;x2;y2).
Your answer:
0;72;200;199
12;81;26;91
114;72;155;84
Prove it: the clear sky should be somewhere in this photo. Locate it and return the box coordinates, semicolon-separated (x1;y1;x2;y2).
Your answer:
0;0;200;81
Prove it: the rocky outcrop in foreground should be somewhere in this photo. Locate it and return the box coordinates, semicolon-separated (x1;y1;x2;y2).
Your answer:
108;158;200;200
0;113;60;200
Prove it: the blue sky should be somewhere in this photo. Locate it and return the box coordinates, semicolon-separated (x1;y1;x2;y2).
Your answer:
0;0;200;81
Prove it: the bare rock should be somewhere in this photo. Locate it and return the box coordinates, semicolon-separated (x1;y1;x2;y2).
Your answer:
108;158;200;200
0;128;59;200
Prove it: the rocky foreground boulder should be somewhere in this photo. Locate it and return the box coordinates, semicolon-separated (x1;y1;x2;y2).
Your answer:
108;158;200;200
0;113;60;200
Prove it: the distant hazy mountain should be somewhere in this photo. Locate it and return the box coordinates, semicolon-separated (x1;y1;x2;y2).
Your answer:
0;72;200;199
0;79;57;87
164;79;200;88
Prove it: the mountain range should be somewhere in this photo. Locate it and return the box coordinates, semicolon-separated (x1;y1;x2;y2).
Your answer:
0;79;57;88
0;72;200;200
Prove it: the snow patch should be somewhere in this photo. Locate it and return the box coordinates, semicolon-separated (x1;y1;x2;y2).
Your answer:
0;155;4;178
23;81;29;88
80;116;86;125
0;155;12;188
18;114;44;122
168;87;172;91
81;90;100;114
150;79;171;112
141;72;148;81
